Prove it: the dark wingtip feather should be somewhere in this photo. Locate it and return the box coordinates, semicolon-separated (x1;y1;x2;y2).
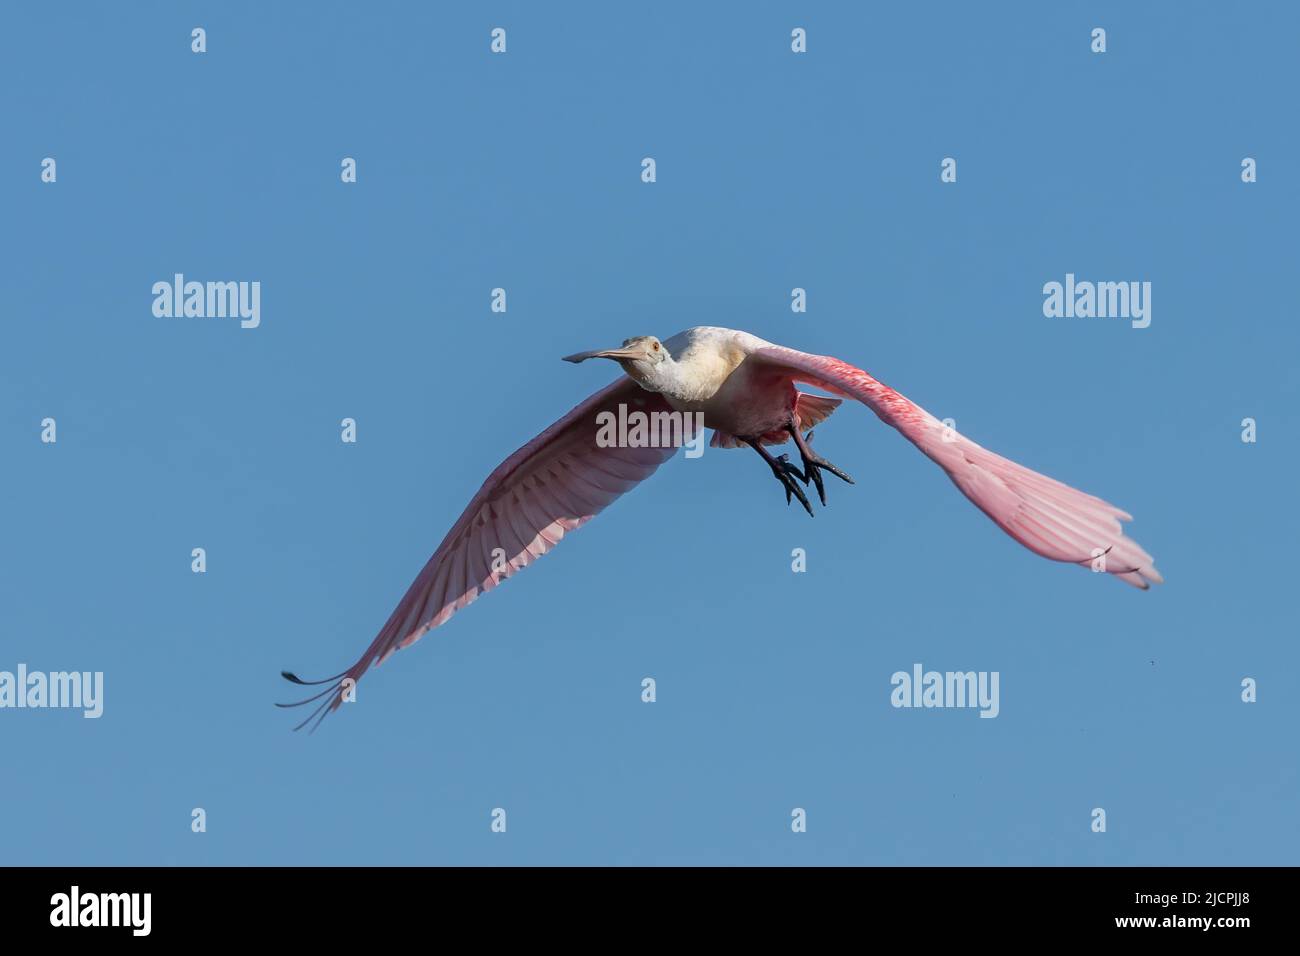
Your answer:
281;668;348;686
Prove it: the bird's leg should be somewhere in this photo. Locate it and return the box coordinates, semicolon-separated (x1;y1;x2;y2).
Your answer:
743;436;814;517
785;425;855;506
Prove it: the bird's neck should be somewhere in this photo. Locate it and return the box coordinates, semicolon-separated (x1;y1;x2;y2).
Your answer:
623;356;688;398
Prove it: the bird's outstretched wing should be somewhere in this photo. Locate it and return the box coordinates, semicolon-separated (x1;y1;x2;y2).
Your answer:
750;345;1162;589
281;377;681;730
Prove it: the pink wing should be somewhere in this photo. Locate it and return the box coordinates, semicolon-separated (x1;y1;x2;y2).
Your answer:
281;377;683;730
751;345;1162;590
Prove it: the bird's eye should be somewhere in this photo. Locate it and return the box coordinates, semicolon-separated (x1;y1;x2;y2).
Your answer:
652;342;659;351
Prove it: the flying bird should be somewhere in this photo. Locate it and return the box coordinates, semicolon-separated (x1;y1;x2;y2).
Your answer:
281;326;1160;729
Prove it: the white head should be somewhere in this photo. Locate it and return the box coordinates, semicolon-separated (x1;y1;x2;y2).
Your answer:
562;335;671;389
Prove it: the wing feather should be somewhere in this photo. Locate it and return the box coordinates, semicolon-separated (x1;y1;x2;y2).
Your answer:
751;345;1161;589
283;377;680;727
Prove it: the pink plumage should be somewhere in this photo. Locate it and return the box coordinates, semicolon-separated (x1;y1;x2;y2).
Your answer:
282;327;1159;729
752;346;1161;589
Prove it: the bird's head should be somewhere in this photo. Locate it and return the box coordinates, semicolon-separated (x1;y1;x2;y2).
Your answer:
562;336;668;386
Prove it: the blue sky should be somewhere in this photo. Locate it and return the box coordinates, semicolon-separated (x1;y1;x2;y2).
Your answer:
1;1;1296;865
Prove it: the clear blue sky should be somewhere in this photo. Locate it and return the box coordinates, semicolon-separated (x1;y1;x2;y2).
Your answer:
2;1;1296;865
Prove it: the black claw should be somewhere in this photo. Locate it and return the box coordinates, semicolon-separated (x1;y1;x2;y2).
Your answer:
803;453;854;489
806;464;827;506
785;424;854;505
746;437;815;517
771;459;813;516
777;453;809;485
821;459;855;485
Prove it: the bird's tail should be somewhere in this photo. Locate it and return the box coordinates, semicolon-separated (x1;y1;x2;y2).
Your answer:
710;392;843;448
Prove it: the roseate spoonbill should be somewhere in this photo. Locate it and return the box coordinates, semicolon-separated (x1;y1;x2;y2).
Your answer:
282;326;1160;729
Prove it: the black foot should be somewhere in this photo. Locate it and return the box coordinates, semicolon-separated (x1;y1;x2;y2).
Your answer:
771;453;814;517
789;428;854;506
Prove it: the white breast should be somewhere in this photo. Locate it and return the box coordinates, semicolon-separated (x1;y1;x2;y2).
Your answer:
660;328;793;437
